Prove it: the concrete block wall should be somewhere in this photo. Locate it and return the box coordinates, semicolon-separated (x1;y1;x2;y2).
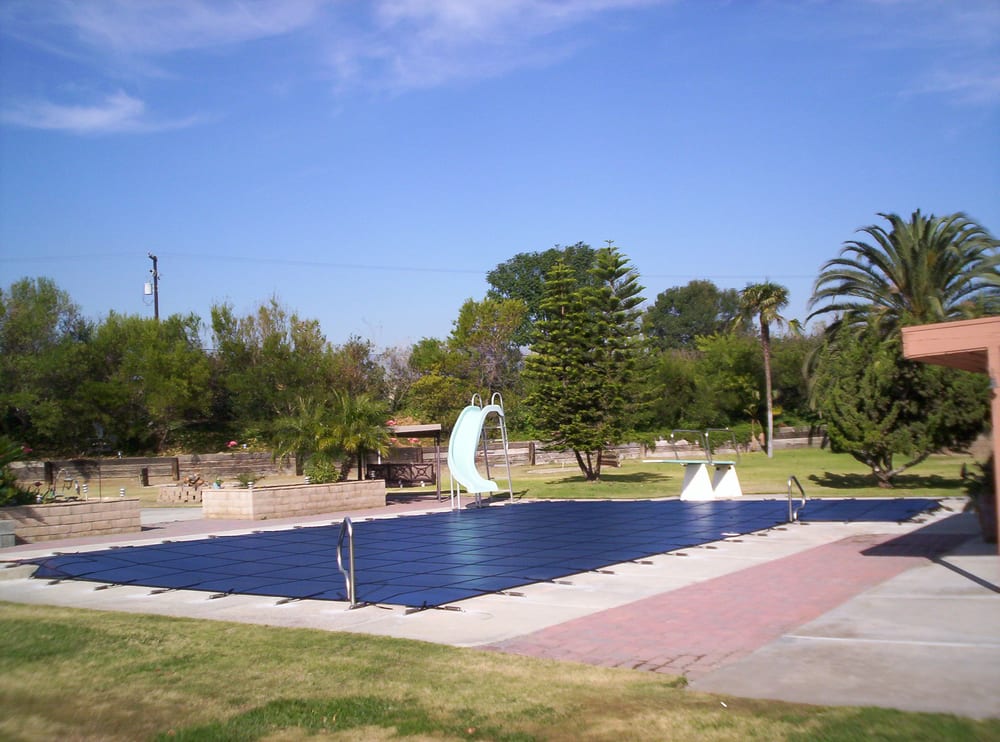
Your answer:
177;452;296;481
13;452;298;488
0;499;141;544
202;480;385;520
13;458;178;484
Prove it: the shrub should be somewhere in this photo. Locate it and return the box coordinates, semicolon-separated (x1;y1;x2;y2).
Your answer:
236;472;262;488
304;454;341;484
962;455;996;544
0;437;35;507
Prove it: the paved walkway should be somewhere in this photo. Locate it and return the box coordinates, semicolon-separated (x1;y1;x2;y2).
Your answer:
487;531;969;678
1;497;998;719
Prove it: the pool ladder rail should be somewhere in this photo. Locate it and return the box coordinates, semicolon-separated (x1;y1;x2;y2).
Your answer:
787;475;807;522
337;517;360;609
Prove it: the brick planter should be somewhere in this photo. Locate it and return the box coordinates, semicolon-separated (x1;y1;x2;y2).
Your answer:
157;485;204;504
0;499;141;544
201;480;385;520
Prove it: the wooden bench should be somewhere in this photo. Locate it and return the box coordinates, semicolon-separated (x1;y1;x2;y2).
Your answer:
368;462;436;487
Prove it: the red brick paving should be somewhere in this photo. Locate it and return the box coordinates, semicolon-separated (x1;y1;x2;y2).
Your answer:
486;531;968;678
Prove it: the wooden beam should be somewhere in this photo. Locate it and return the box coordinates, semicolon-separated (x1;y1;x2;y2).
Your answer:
902;317;1000;552
902;317;1000;372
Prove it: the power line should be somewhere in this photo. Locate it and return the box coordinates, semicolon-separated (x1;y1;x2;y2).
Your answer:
0;251;818;281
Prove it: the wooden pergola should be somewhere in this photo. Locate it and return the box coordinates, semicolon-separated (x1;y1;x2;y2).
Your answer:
379;423;443;500
901;316;1000;549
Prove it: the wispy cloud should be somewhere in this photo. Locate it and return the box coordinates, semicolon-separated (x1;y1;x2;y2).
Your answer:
855;0;1000;106
911;69;1000;106
0;0;326;134
1;0;325;55
328;0;664;92
5;0;998;128
0;0;670;134
0;90;202;134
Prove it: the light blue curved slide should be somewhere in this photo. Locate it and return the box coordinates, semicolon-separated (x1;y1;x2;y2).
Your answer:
448;404;504;505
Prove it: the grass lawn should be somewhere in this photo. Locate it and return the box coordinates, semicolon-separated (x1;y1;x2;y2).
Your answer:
506;448;976;501
1;602;996;741
56;447;978;508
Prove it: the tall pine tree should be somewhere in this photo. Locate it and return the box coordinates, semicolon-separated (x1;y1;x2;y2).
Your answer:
524;246;643;480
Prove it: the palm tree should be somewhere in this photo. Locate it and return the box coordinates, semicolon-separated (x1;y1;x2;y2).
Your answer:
329;391;391;480
270;397;342;482
808;210;999;336
737;282;796;458
271;392;391;481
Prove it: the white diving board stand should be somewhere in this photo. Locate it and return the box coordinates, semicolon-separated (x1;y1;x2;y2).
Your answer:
643;459;743;501
710;462;742;499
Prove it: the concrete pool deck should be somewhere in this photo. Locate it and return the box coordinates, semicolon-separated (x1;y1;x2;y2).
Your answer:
1;495;998;719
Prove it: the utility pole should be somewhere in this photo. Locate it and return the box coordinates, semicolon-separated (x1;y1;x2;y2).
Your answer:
147;253;159;321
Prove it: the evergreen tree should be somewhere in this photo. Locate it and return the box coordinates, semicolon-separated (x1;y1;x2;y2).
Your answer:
524;247;643;480
487;242;598;345
810;322;989;487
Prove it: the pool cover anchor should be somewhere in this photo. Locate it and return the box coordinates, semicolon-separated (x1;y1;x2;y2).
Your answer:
404;603;464;616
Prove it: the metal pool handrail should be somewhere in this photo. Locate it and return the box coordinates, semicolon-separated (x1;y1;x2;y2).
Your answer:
337;517;358;608
668;429;711;462
705;427;741;464
787;475;807;522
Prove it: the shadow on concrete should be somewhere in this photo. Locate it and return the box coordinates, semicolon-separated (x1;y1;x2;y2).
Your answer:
860;513;1000;592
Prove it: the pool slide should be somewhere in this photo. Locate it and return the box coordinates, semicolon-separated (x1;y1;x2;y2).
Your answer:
447;403;504;506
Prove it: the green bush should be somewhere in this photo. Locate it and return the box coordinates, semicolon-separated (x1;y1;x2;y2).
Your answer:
0;437;35;507
962;454;995;504
236;472;262;488
304;454;341;485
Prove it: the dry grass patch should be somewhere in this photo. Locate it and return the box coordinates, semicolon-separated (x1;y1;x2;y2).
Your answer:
1;603;996;741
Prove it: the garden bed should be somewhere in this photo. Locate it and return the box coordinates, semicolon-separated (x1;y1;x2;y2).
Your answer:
0;498;141;544
201;480;385;520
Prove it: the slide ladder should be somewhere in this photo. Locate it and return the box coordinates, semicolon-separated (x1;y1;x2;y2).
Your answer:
448;393;514;509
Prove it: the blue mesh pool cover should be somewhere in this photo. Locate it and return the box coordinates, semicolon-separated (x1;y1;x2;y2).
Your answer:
25;498;938;609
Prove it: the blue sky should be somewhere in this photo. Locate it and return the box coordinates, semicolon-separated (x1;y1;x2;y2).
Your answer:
1;0;998;350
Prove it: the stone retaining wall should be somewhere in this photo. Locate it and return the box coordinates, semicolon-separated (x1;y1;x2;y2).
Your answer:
177;452;296;480
202;480;385;520
13;452;297;487
0;499;141;544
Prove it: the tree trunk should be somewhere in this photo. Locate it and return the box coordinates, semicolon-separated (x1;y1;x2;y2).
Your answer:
871;456;895;488
874;472;894;488
761;317;774;458
574;450;600;481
